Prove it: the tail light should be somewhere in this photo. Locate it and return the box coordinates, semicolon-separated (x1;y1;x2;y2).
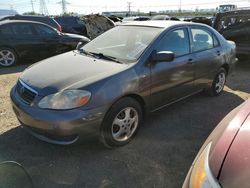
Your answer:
57;25;62;32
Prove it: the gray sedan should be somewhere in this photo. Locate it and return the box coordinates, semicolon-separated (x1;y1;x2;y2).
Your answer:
10;21;237;147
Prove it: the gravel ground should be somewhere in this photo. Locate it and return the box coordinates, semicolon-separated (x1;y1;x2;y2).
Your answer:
0;61;249;188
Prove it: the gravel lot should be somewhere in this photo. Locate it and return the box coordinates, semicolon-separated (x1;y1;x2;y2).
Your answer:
0;61;249;188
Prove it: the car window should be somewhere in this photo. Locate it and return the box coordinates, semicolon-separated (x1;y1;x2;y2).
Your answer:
65;17;76;24
76;18;85;26
82;26;163;62
0;25;13;35
35;24;57;37
55;17;75;25
191;28;213;52
156;28;190;57
12;24;34;36
213;35;220;47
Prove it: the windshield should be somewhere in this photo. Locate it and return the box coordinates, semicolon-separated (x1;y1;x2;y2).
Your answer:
82;26;163;63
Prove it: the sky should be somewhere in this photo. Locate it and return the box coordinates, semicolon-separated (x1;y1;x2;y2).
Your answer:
0;0;250;15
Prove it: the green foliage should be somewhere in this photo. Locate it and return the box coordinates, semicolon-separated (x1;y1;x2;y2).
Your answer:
22;11;41;16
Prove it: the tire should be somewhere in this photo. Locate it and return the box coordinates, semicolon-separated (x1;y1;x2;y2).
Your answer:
0;48;18;67
100;97;142;148
207;68;227;96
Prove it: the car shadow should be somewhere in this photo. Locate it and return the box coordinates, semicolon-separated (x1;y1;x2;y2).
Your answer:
0;90;245;188
0;63;31;75
227;60;250;94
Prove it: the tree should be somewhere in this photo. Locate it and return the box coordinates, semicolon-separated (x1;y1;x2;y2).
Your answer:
23;11;41;16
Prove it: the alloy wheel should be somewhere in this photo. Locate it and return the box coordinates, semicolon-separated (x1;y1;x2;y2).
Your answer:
111;107;139;142
215;72;226;93
0;50;16;67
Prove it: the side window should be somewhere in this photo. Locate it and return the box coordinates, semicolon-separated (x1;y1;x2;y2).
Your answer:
156;28;190;57
191;28;213;52
0;25;13;35
76;18;85;26
12;24;34;36
35;24;57;37
213;35;220;47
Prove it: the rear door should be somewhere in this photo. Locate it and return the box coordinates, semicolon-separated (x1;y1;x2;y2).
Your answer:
189;26;223;90
150;27;195;110
33;23;62;58
11;23;45;60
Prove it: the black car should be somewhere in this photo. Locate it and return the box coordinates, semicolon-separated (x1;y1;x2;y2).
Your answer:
214;9;250;55
0;15;62;32
189;17;212;26
54;16;87;36
0;20;90;67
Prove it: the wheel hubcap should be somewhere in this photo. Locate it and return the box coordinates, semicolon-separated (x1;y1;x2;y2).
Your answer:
0;50;15;66
215;72;226;93
112;107;139;142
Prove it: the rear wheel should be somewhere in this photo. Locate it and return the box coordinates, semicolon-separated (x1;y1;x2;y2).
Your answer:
100;97;142;148
207;68;227;96
0;48;17;67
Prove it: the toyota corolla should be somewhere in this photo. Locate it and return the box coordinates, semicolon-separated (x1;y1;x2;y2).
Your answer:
10;21;237;147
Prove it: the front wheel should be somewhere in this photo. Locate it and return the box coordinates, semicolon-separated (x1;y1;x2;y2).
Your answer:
207;68;227;96
100;97;142;148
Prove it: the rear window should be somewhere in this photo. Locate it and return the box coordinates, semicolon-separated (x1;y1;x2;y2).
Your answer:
55;17;77;25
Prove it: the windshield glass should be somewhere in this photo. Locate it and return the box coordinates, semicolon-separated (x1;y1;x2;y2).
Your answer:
82;26;163;63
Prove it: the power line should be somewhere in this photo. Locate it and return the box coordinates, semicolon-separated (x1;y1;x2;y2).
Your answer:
39;0;49;15
57;0;70;14
31;0;35;12
127;2;132;16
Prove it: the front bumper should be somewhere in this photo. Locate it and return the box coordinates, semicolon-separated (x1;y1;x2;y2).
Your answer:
10;87;107;145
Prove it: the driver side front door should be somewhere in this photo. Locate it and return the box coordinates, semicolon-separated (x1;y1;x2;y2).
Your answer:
150;27;196;110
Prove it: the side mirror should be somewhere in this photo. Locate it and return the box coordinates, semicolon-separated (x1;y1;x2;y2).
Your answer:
76;42;84;50
76;38;90;50
151;51;175;62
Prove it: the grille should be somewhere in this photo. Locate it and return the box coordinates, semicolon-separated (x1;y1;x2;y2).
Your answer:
16;80;37;105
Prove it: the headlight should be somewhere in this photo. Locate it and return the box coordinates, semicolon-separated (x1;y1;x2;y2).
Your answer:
189;142;221;188
38;90;91;110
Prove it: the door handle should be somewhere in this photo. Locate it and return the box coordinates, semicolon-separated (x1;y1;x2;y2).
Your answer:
187;58;194;65
217;51;221;56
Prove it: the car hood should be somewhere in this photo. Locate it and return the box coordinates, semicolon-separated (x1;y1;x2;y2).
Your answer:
218;109;250;188
207;100;250;179
182;101;250;188
20;51;128;96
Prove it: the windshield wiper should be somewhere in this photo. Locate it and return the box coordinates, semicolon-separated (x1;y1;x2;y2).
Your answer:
78;49;94;56
78;50;122;64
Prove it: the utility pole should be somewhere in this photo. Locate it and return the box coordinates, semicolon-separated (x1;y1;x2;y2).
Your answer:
179;0;182;13
57;0;70;15
127;2;132;16
31;0;35;12
39;0;49;15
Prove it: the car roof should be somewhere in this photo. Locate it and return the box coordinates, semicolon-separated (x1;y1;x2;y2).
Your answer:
9;14;52;18
122;20;204;28
0;20;53;27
